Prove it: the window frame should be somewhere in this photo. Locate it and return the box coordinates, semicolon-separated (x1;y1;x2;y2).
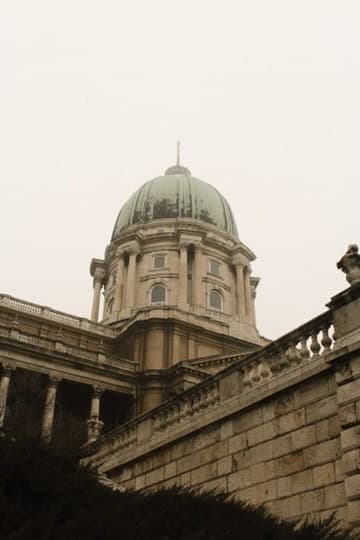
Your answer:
208;289;223;311
208;258;221;277
152;253;167;270
150;283;167;306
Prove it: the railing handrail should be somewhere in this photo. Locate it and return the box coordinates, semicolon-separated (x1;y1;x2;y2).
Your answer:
83;307;335;455
0;293;114;335
0;326;137;373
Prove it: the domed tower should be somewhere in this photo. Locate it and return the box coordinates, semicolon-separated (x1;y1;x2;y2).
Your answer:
90;156;263;411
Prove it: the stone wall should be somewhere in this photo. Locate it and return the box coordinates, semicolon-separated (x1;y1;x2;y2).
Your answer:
107;369;345;523
82;283;360;531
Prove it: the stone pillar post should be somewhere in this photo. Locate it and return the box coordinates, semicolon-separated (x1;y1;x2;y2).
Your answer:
113;250;125;314
327;261;360;533
234;262;246;322
125;248;139;309
91;269;105;322
193;245;203;308
87;385;104;443
0;363;15;429
243;265;252;319
41;374;61;443
178;243;188;307
249;277;260;328
233;254;250;322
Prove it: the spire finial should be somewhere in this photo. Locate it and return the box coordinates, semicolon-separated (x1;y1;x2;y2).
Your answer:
177;141;180;166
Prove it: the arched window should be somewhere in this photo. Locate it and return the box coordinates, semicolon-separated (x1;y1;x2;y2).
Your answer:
209;289;222;311
150;284;166;305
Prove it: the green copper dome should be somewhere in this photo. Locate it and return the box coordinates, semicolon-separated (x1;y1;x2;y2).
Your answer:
112;164;239;240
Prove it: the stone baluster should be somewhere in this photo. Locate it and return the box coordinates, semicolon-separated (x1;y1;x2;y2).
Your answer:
241;365;252;389
41;374;61;443
321;324;332;351
178;242;188;308
299;337;310;362
87;385;105;443
125;247;139;309
113;250;125;314
286;342;301;367
258;358;272;380
310;331;321;358
0;363;16;429
249;362;261;384
91;269;105;322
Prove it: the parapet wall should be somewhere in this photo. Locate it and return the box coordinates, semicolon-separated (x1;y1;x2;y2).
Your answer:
82;284;360;532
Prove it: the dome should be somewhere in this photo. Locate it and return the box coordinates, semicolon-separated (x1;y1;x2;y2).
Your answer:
112;164;239;240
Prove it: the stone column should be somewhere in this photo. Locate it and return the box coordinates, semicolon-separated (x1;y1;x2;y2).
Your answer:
113;250;125;314
91;269;105;322
248;278;259;328
178;243;188;307
243;265;252;320
87;385;104;443
233;254;250;322
0;363;15;428
41;374;61;443
193;245;203;308
234;262;246;322
125;248;139;309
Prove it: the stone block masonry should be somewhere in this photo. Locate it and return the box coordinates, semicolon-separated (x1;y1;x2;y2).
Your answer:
82;282;360;531
106;371;345;522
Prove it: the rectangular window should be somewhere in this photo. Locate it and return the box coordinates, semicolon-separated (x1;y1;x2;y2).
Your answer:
209;259;220;276
153;255;166;269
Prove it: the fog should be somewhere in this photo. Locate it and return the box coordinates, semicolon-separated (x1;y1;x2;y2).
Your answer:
0;1;359;338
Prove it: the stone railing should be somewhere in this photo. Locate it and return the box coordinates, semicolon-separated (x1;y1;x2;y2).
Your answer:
0;327;137;374
234;310;335;391
0;294;113;336
83;309;335;460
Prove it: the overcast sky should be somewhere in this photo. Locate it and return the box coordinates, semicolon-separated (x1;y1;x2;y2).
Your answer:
0;1;359;339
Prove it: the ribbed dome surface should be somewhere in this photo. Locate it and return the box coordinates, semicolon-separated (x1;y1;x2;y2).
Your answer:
112;167;238;240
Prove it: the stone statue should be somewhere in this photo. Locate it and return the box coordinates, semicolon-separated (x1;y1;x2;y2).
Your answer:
337;244;360;285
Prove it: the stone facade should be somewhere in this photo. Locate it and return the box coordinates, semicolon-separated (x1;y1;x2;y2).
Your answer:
1;159;359;532
82;281;360;531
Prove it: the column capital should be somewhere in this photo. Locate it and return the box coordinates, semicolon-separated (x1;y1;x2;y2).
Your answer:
122;241;140;257
116;248;126;258
90;258;106;277
48;373;62;387
93;268;106;286
127;246;140;256
92;384;105;397
179;241;190;249
193;242;203;252
233;253;249;268
1;363;16;376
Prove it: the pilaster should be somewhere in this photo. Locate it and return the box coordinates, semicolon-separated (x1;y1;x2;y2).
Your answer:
327;282;360;533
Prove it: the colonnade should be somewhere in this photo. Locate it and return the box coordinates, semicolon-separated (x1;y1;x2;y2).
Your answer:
90;241;256;326
0;363;109;444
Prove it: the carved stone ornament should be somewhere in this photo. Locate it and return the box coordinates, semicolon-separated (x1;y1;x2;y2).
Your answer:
337;244;360;285
92;384;105;397
1;363;16;377
93;269;106;285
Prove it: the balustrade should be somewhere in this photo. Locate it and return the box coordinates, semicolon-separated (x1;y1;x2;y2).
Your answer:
0;294;113;336
83;310;335;459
